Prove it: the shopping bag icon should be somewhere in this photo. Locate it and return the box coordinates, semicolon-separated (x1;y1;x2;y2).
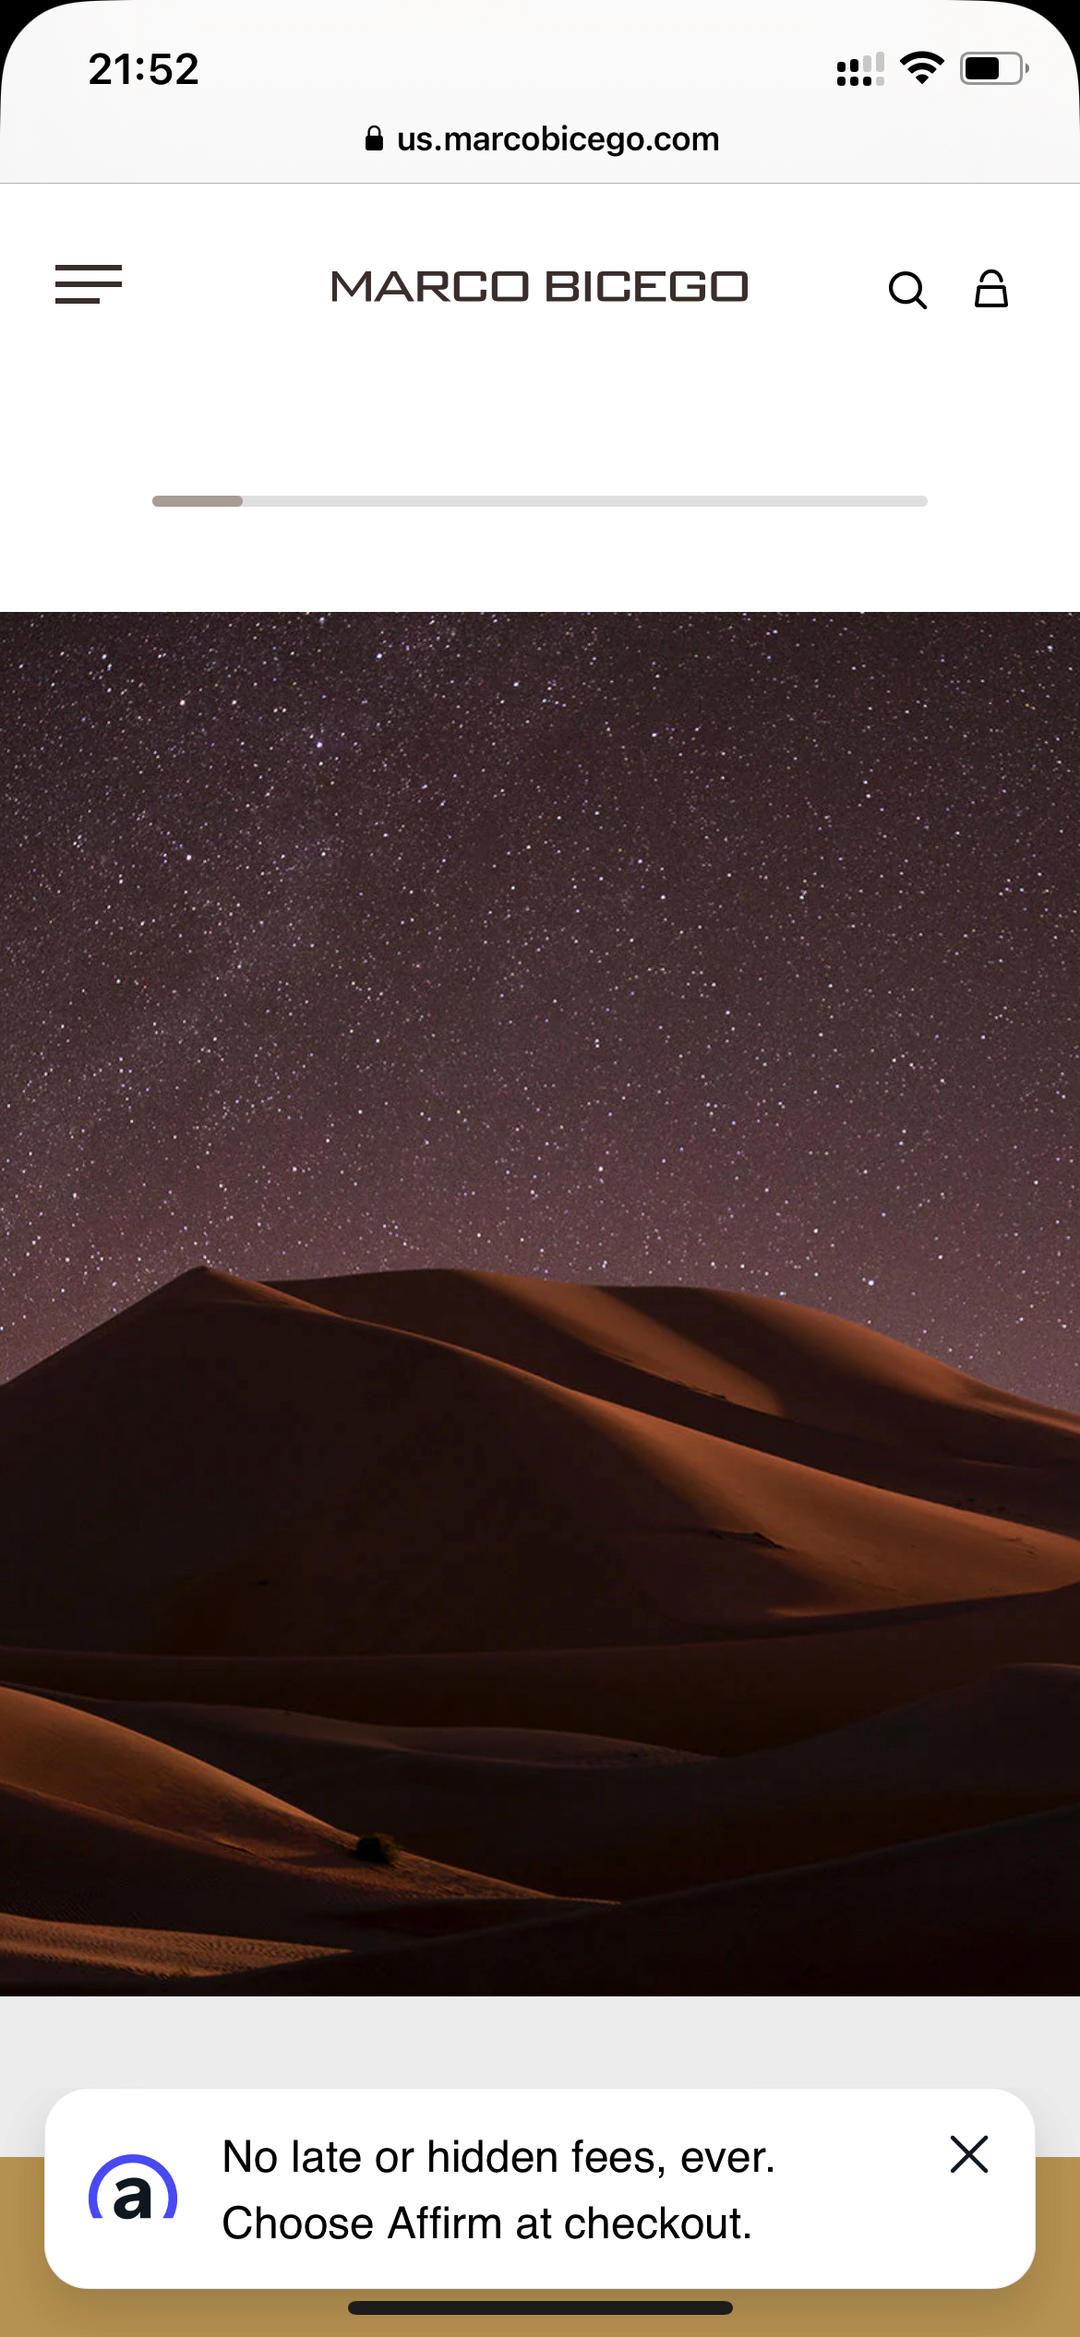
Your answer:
975;270;1008;307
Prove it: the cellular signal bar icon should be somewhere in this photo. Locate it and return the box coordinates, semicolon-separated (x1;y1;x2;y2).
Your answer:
837;51;885;86
54;262;123;305
901;50;944;82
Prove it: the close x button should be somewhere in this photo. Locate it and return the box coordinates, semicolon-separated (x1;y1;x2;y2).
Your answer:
951;2134;990;2173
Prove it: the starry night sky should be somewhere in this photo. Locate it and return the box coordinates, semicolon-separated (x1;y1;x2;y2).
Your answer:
0;613;1075;1405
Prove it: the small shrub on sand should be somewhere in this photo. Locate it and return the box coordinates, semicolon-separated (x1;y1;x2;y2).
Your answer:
350;1830;401;1866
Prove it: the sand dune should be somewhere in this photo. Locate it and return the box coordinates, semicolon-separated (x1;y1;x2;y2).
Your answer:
1;1265;1078;1988
0;1683;575;1971
0;1680;351;1859
0;1915;348;1986
281;1270;1080;1464
21;1662;1080;1902
2;1268;1078;1654
214;1798;1080;1996
10;1571;1080;1754
277;1273;1080;1535
61;1661;1080;1810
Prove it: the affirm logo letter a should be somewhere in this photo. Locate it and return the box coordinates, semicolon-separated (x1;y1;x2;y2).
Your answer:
88;2155;179;2222
114;2177;152;2219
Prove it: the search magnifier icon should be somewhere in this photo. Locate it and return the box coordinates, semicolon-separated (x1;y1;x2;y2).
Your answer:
889;270;927;308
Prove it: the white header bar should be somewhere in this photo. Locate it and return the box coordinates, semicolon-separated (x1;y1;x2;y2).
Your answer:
2;0;1077;183
2;182;1076;612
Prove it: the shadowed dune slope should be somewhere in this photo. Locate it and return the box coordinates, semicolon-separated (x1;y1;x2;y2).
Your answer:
0;1684;565;1956
11;1573;1080;1755
2;1268;1078;1654
279;1270;1080;1464
0;1681;349;1859
200;1799;1080;1997
4;1268;1078;1990
0;1782;576;1962
31;1662;1080;1900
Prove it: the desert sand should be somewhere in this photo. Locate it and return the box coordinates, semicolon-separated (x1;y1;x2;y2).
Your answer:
1;1266;1077;1989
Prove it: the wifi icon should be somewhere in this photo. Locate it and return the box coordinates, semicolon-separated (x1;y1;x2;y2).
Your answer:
901;49;945;81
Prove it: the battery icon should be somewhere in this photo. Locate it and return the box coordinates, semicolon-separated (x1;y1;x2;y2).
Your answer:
961;52;1028;83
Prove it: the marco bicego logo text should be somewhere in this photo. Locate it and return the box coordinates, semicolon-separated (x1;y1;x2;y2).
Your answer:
331;269;749;303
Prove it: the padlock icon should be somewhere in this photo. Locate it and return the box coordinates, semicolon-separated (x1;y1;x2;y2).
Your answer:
975;269;1008;308
365;124;384;152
